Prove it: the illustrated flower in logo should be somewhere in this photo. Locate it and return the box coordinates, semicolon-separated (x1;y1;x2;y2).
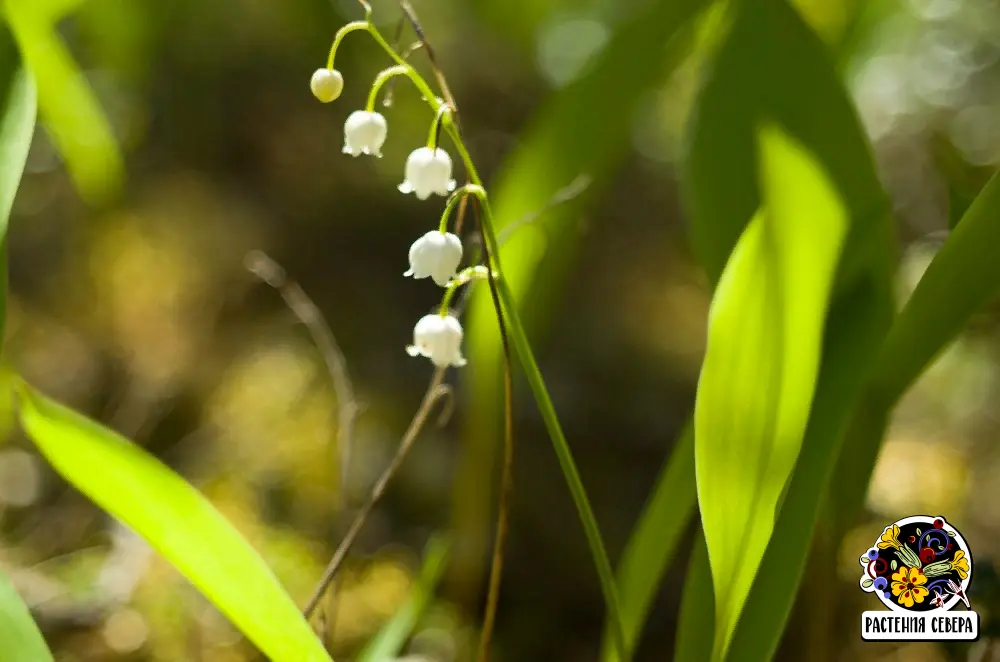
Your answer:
891;566;929;608
859;515;974;614
951;551;970;580
878;524;902;550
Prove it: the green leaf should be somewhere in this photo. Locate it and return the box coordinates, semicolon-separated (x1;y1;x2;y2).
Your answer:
674;530;714;662
872;169;1000;403
0;567;54;661
356;535;450;662
600;425;695;662
862;578;874;589
830;167;1000;550
682;0;886;289
726;266;893;661
891;559;898;571
0;66;36;362
0;68;35;239
4;0;123;203
15;382;332;662
695;123;848;660
677;1;893;658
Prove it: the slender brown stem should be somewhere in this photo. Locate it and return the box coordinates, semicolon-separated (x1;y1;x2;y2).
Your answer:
302;371;450;618
392;8;514;654
398;0;459;119
472;199;515;662
244;251;359;645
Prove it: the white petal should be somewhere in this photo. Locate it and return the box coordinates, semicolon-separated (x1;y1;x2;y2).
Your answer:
430;269;452;287
398;181;414;194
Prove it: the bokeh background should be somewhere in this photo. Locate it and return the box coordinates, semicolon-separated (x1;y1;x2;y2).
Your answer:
1;0;1000;660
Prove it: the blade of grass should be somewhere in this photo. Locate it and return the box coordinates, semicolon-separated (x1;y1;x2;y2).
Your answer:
0;568;54;661
674;528;714;661
0;65;36;362
831;166;1000;537
15;382;332;662
0;67;35;238
600;425;695;662
4;0;123;203
356;535;450;662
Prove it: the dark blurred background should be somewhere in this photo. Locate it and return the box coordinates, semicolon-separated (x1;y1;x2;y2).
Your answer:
1;0;1000;660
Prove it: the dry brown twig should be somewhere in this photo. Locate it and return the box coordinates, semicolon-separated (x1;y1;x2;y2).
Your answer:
243;250;360;646
301;372;451;618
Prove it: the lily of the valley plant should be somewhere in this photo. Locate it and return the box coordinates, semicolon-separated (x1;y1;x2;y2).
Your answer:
311;8;487;371
308;6;631;661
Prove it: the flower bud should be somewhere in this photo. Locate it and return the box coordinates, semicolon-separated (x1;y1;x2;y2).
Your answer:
310;68;344;103
398;147;457;200
343;111;388;157
406;313;467;368
404;230;462;287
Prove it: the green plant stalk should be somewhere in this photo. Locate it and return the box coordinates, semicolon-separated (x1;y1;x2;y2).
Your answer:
361;19;628;659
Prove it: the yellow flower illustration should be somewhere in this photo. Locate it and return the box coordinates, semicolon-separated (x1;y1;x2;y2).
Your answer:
878;524;902;550
951;550;970;580
891;566;929;608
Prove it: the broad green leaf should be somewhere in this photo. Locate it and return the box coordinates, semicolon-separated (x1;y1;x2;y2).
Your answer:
726;260;893;661
683;0;885;289
356;535;450;662
600;425;695;662
15;382;332;662
458;0;711;650
4;0;123;203
0;567;54;661
695;123;848;660
677;1;893;658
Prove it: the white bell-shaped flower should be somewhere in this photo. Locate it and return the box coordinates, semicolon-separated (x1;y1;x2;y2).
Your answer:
406;313;467;368
398;147;457;200
310;68;344;103
404;230;463;287
343;111;388;157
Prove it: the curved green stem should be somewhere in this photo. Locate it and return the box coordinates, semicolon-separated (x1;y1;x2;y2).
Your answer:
439;185;477;232
362;21;629;661
326;20;369;70
428;105;449;149
366;65;408;111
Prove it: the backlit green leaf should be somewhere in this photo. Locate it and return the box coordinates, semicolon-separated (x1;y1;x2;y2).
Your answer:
15;382;332;662
695;123;848;660
4;0;123;203
0;68;35;239
677;1;893;658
